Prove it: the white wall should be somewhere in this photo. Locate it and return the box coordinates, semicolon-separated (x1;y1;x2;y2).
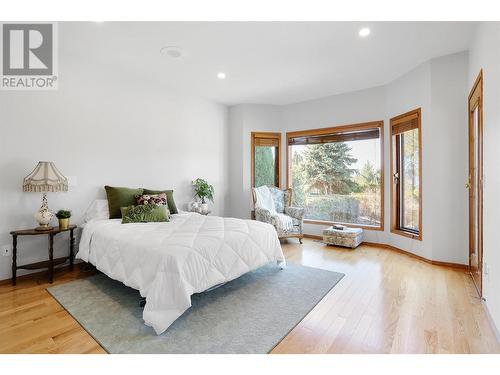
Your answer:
384;52;469;264
227;104;283;219
0;55;228;281
428;53;469;264
385;60;433;259
227;51;469;264
469;22;500;335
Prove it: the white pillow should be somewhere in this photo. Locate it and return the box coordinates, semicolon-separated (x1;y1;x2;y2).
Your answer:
84;199;110;222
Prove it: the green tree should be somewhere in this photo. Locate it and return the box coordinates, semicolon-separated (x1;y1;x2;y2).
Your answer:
355;161;380;193
402;129;419;228
291;151;307;207
254;146;276;187
402;129;419;198
302;142;358;195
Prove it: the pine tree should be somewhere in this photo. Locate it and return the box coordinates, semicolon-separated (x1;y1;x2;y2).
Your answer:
356;161;380;193
302;142;358;195
254;146;276;187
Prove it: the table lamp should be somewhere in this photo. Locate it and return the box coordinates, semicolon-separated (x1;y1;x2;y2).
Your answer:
23;161;68;231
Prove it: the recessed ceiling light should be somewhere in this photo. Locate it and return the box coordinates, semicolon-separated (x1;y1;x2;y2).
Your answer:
160;46;183;59
217;72;226;80
359;27;371;37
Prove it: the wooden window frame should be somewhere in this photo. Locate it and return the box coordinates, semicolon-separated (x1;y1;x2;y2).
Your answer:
390;108;423;241
286;121;385;231
251;132;282;189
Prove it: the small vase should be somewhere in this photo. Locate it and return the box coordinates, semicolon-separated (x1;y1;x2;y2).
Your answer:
200;203;209;215
58;218;70;230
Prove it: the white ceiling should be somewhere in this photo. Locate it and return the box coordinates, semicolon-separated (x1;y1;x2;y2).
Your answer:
61;22;478;105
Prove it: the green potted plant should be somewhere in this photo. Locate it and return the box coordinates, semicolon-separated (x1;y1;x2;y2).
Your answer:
56;209;71;230
193;178;214;214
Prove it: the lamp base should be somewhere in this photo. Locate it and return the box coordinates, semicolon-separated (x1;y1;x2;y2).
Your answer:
35;225;53;231
34;193;55;231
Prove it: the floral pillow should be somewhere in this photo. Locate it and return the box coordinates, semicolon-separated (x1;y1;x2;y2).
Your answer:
135;193;167;206
269;187;285;213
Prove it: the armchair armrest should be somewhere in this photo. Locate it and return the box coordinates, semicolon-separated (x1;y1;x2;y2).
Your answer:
255;207;273;223
255;207;284;232
285;206;305;221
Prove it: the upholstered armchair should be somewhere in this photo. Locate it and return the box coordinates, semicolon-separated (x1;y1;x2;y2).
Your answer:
252;186;304;243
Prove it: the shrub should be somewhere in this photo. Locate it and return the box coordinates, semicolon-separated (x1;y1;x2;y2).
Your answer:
301;193;380;226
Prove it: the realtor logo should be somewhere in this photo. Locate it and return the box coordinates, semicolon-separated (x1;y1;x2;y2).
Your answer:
1;22;58;90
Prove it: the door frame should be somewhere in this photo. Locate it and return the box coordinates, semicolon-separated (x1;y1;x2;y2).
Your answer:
468;69;484;297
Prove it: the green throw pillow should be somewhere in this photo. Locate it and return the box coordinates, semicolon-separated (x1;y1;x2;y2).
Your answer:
143;189;178;214
121;205;170;224
105;186;144;219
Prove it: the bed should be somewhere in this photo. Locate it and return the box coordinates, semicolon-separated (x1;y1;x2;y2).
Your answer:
76;210;286;334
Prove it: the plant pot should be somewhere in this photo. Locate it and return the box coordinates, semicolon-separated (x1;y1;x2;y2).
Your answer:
200;203;209;214
58;218;70;230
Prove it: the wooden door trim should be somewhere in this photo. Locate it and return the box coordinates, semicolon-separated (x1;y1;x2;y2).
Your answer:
468;69;483;297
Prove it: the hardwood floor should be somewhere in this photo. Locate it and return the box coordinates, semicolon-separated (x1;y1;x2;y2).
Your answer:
272;240;500;354
0;267;105;354
0;239;498;354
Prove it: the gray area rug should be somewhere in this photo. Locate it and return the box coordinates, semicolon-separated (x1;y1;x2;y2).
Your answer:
48;263;344;354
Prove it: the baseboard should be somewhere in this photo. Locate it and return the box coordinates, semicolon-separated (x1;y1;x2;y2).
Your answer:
362;242;468;270
302;234;468;270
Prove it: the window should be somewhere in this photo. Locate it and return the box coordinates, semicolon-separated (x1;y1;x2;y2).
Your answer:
287;121;384;230
390;108;422;240
251;132;281;188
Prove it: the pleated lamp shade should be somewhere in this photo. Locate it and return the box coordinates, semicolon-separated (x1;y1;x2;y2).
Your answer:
23;161;68;193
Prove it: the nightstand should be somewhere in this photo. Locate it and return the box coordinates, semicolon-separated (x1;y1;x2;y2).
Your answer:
9;225;76;285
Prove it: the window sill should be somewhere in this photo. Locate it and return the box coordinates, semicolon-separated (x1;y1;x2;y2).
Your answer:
304;219;384;231
390;228;422;241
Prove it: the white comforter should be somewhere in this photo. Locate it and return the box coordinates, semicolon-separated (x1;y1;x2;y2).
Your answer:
76;212;285;334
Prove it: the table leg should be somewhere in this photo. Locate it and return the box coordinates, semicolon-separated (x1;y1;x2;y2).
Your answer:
48;233;54;283
69;228;75;271
12;235;17;286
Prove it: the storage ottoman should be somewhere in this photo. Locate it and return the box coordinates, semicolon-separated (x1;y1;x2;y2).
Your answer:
323;226;363;248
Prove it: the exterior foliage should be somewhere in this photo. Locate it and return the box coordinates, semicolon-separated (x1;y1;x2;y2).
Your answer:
290;141;381;226
400;129;420;230
254;146;276;187
303;143;358;195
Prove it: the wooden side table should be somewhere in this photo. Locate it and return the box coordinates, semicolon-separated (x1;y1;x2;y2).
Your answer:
9;225;77;286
